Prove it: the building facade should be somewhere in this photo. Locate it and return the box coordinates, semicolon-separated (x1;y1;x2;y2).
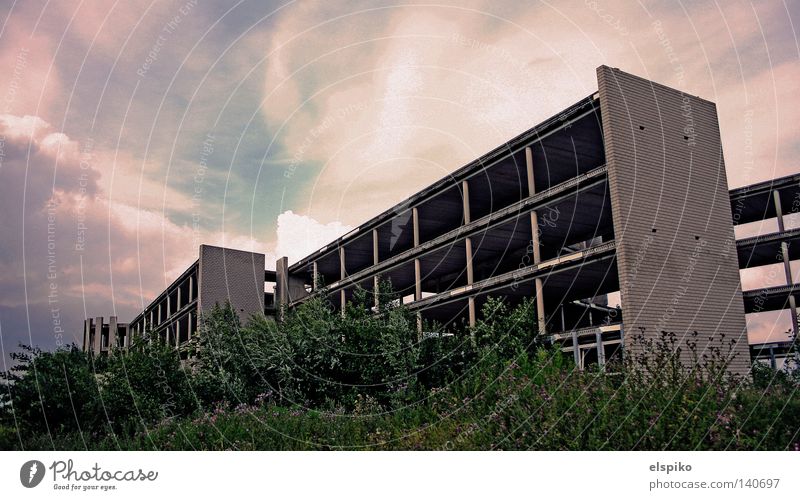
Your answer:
83;244;268;356
83;67;798;374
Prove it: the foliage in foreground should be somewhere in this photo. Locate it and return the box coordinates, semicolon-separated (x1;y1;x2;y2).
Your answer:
1;290;798;451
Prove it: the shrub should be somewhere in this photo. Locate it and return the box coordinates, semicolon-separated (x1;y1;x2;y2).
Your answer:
471;297;542;360
101;339;193;433
0;344;101;443
263;284;421;407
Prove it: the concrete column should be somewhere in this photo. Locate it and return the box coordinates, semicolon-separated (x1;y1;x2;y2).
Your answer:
572;330;580;369
774;190;786;232
412;207;422;302
595;329;605;367
462;180;471;225
412;207;423;336
527;146;547;335
340;247;346;314
108;316;118;351
782;241;798;338
83;319;90;352
175;320;181;348
414;259;422;301
775;192;798;338
466;237;476;327
177;286;182;310
312;261;319;291
373;229;380;308
462;180;477;328
189;275;194;301
93;316;102;355
412;207;420;246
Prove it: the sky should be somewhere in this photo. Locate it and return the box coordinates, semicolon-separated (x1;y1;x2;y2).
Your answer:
0;0;798;364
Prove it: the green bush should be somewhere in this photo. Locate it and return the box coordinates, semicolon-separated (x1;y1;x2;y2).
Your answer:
471;297;542;360
3;292;799;451
101;340;193;434
262;285;420;407
0;344;101;443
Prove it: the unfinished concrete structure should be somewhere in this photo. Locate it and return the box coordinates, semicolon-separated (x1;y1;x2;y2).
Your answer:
83;244;268;356
277;66;757;374
83;66;798;372
82;316;128;355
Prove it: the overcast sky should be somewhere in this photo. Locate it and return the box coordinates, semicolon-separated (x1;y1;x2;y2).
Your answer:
0;0;798;363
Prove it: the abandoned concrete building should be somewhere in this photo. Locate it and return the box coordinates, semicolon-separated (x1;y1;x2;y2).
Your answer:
83;66;798;373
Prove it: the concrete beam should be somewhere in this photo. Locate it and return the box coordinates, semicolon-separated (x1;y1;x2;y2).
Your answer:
288;167;609;306
287;95;601;274
408;241;616;312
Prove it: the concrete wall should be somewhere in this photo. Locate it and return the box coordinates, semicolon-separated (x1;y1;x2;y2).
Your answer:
597;66;750;374
198;244;265;323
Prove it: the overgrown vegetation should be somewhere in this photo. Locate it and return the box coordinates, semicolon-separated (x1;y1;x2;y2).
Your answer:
1;286;798;451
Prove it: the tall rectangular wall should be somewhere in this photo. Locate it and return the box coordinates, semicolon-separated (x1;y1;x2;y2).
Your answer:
198;244;265;323
597;66;750;375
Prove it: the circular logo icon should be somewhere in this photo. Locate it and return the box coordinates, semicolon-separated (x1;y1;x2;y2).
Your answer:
20;460;45;488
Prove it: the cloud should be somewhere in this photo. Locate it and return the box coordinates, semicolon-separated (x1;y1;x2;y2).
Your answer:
0;113;269;360
0;0;797;359
275;210;353;264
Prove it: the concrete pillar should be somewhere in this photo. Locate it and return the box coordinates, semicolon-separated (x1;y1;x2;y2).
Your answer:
413;207;420;246
775;192;798;338
463;180;477;328
595;329;605;368
572;330;580;369
108;316;118;351
412;207;422;302
312;261;319;291
526;146;547;335
414;259;422;301
373;229;380;308
276;256;289;320
189;275;194;302
340;247;346;314
93;316;102;355
83;319;90;352
466;236;476;328
462;180;471;225
774;190;786;232
412;207;423;336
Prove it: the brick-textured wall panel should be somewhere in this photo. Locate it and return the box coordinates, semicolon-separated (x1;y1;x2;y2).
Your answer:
597;66;750;375
198;245;265;324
